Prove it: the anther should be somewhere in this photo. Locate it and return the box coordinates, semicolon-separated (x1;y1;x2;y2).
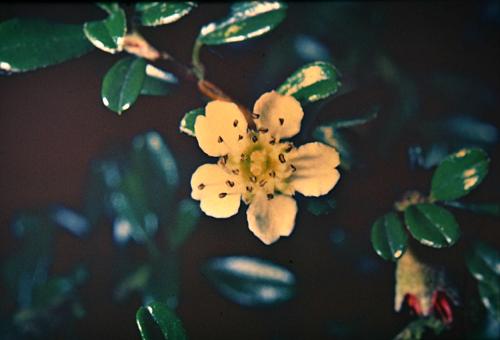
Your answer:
240;153;245;161
232;169;240;175
290;164;296;172
279;118;284;126
246;186;253;192
269;170;276;178
269;137;276;145
284;144;293;152
267;193;274;200
258;128;269;133
198;183;205;190
226;180;235;187
259;179;267;187
251;113;260;119
219;192;227;198
238;134;243;141
233;119;238;127
218;136;223;143
279;153;286;163
250;175;257;183
251;135;258;143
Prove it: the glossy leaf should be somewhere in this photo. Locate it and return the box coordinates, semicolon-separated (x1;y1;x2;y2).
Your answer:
478;281;500;320
179;107;205;137
83;3;126;53
130;131;179;223
371;212;408;261
101;57;147;114
466;241;500;285
168;199;200;251
203;256;296;306
136;302;187;340
276;61;341;104
0;19;93;73
404;203;460;248
327;106;379;129
431;148;489;201
198;1;287;45
141;64;178;96
443;201;500;216
136;2;196;26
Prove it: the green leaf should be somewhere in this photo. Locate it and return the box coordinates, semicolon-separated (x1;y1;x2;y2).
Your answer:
144;256;180;309
198;1;287;45
101;57;147;114
404;203;461;248
327;106;379;129
114;265;152;301
312;125;353;170
442;201;500;217
371;212;408;261
136;2;196;26
394;317;446;340
141;64;178;96
466;241;500;285
276;61;341;105
0;19;93;73
179;107;205;137
478;281;500;321
168;199;200;251
203;256;296;306
431;148;490;201
130;132;179;223
136;302;187;340
83;3;126;53
306;195;336;216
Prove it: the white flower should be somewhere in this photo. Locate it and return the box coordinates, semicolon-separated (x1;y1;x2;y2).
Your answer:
190;91;341;244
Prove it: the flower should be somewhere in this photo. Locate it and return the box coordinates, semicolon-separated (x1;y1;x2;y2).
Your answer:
395;249;459;324
190;91;341;244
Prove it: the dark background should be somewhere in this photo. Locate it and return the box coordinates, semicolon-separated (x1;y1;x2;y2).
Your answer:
1;2;500;339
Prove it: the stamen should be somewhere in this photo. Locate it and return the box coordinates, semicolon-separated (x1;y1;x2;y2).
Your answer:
279;153;286;163
279;118;284;126
250;175;257;183
232;169;240;175
238;134;243;141
284;143;293;153
267;193;274;200
251;135;258;143
269;170;276;178
251;113;260;119
226;180;235;187
259;179;267;187
198;183;205;190
219;155;228;166
218;136;223;143
246;186;253;192
233;119;238;127
219;192;227;198
258;128;269;133
269;137;276;145
240;153;246;161
290;164;296;172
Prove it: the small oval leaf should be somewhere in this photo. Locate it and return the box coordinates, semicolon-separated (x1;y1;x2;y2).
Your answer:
141;64;178;96
466;241;500;284
179;107;205;137
404;203;461;248
478;281;500;320
371;212;408;261
136;2;196;26
136;302;187;340
101;57;147;114
83;3;126;53
276;61;341;105
0;19;93;73
203;256;296;306
198;1;287;45
168;199;200;251
431;148;490;201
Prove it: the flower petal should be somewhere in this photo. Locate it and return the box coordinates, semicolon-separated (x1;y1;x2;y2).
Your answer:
195;100;248;157
191;163;242;218
253;91;304;139
290;142;340;197
246;193;297;245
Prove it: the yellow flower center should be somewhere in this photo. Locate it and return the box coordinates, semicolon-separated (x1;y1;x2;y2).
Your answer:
249;149;267;176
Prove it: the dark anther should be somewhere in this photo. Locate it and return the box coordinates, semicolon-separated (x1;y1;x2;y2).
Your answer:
246;186;253;192
258;128;269;133
251;135;258;143
220;155;228;165
279;118;284;126
285;144;293;152
269;170;276;178
232;169;240;175
198;183;205;190
290;164;296;172
226;180;235;187
219;192;227;198
238;134;243;141
269;137;276;145
251;113;260;119
250;175;257;183
218;136;224;143
233;119;238;127
240;153;245;161
267;193;274;200
259;179;267;187
279;153;286;163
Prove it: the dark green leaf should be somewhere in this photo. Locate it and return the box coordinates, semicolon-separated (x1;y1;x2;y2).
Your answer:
83;3;126;53
327;106;378;129
136;2;196;26
101;57;147;114
431;148;489;201
404;203;460;248
144;256;180;309
479;280;500;321
394;317;446;340
371;212;408;261
198;1;287;45
140;64;178;96
168;199;200;251
179;107;205;137
136;302;187;340
114;265;152;301
276;61;341;105
0;19;93;73
466;241;500;285
203;256;296;306
442;201;500;217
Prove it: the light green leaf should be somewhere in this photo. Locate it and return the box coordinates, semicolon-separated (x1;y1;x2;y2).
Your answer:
276;61;341;104
431;148;489;201
198;1;287;45
371;212;408;261
203;256;296;306
443;201;500;216
83;3;126;53
101;57;147;114
404;203;461;248
0;19;93;73
136;2;196;26
136;302;187;340
168;199;200;251
179;107;205;137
